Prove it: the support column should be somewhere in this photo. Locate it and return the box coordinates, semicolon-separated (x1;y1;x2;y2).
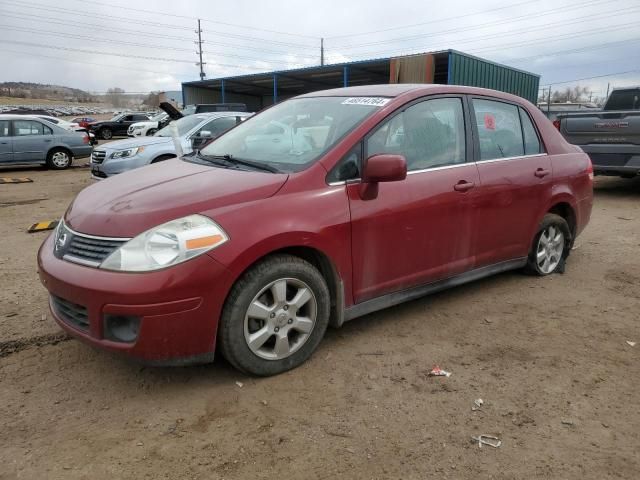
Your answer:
343;66;349;87
220;79;226;103
273;74;278;104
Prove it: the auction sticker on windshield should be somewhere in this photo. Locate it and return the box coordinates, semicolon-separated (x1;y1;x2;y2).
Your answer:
342;97;391;106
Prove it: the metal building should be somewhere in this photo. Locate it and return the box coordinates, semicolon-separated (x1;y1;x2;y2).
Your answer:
181;49;539;111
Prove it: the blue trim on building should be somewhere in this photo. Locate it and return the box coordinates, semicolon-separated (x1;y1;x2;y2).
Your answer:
447;51;453;84
221;79;225;103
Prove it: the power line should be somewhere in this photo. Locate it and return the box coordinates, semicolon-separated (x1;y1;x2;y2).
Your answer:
2;0;314;49
62;0;319;40
1;11;317;58
0;23;314;64
335;6;640;60
539;70;640;87
326;0;541;39
329;0;612;49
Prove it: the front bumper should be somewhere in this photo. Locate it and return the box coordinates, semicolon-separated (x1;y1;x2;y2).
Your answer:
37;234;234;364
90;153;153;177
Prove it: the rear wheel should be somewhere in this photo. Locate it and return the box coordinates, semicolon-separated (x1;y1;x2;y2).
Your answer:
46;148;72;170
100;128;112;140
526;213;571;275
218;255;330;376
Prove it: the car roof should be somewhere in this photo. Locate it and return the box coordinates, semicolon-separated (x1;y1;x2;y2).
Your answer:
297;83;527;103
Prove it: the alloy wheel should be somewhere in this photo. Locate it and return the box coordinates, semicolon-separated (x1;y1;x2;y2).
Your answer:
536;225;564;274
244;278;317;360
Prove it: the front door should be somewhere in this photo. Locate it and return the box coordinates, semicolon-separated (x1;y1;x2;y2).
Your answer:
470;97;553;266
0;120;12;163
11;119;52;162
347;96;479;304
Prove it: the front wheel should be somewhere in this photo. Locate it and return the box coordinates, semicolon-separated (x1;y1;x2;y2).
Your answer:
526;213;571;275
146;128;158;136
218;255;330;376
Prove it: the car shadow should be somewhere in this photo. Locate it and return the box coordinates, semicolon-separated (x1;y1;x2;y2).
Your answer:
594;176;640;198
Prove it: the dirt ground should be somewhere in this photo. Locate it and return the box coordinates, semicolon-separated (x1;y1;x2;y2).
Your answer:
1;165;638;480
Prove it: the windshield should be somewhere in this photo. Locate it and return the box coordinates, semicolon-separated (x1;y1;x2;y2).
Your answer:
155;114;210;137
199;97;384;172
109;113;125;122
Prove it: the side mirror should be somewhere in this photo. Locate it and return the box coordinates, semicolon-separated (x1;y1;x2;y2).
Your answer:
362;154;407;183
199;130;212;138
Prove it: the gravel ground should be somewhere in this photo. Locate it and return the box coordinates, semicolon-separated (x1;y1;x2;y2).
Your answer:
0;166;638;480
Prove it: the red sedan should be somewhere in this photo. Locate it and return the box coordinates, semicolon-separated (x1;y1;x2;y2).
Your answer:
38;84;593;376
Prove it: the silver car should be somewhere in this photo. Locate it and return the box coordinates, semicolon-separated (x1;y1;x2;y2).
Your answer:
90;112;250;179
0;114;92;169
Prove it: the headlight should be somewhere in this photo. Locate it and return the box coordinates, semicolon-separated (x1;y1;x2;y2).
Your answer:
100;214;228;272
110;146;144;159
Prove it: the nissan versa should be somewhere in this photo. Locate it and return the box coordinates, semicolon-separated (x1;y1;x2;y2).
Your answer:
38;85;593;376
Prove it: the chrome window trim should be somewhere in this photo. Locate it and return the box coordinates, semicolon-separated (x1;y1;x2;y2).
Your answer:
63;221;131;242
476;153;548;165
325;152;549;185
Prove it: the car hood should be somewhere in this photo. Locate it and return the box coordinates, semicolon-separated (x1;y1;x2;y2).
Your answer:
159;102;183;120
130;121;156;128
65;159;289;237
95;136;172;150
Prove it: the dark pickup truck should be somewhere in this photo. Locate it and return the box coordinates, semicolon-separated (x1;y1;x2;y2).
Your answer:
556;87;640;177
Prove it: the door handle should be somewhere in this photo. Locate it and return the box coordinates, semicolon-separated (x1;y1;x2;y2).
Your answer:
454;180;475;192
535;168;550;178
44;139;52;143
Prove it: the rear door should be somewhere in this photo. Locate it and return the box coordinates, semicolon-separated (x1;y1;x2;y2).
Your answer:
470;97;551;266
346;96;480;303
11;120;53;162
0;120;12;163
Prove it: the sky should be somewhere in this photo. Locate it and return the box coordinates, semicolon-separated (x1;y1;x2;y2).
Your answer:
1;0;639;101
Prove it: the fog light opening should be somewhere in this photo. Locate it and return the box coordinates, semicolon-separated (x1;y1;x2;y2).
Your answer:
104;315;141;343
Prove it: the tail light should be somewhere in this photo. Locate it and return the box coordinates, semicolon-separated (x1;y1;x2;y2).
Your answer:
552;120;561;131
586;160;594;181
83;133;90;144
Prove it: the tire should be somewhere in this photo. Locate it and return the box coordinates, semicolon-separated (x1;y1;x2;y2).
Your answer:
525;213;571;276
100;128;112;140
146;128;158;136
151;154;175;164
46;148;72;170
218;254;331;376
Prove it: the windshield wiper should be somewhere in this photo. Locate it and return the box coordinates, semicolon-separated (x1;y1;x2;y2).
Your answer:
202;154;280;173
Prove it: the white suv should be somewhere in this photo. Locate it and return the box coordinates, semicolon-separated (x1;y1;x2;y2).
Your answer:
127;112;169;137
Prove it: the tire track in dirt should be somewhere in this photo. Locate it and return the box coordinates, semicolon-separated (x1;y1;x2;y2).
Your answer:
0;332;71;358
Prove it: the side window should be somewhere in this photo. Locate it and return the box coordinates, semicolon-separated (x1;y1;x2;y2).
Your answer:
0;120;9;137
327;143;361;183
519;108;542;155
43;124;53;135
204;117;237;136
133;115;149;121
473;99;524;160
123;115;133;122
14;120;44;136
366;97;466;171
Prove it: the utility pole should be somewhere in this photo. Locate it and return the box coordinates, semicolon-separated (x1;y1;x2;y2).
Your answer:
320;37;324;66
547;85;552;113
606;82;611;98
195;19;206;80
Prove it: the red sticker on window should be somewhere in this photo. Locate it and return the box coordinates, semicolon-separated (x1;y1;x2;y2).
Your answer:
484;114;496;130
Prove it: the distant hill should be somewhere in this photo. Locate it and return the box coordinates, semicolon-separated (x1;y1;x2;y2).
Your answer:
0;82;98;103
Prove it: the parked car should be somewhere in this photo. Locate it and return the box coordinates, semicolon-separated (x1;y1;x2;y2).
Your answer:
71;117;96;129
90;112;250;178
34;115;80;131
88;112;152;140
537;102;600;122
0;114;92;169
555;87;640;177
181;103;248;115
38;84;593;375
127;112;170;137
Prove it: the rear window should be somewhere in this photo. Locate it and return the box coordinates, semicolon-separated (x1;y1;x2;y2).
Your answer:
605;90;640;110
473;99;524;160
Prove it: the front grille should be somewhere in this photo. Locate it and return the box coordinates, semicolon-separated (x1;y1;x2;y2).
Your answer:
54;222;128;267
91;150;106;164
65;234;126;266
51;295;89;331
